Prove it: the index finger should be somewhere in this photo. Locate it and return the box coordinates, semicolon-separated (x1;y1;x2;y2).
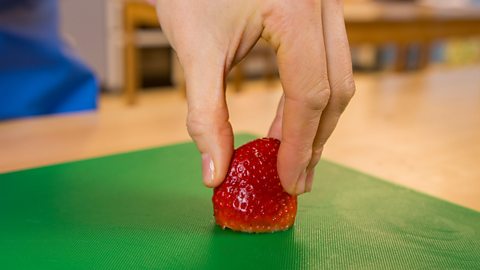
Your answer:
263;2;330;195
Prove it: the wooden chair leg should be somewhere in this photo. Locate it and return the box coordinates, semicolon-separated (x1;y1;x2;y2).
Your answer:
171;52;187;97
265;50;277;88
125;40;138;105
179;77;187;98
418;42;431;70
395;43;409;72
124;6;138;105
233;64;244;92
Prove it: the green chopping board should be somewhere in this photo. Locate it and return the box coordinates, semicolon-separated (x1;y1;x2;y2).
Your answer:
0;134;479;269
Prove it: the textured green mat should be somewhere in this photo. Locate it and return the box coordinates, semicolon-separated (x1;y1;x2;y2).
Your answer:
0;134;479;269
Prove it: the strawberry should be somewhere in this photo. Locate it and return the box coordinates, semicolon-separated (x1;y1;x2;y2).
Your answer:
212;138;297;233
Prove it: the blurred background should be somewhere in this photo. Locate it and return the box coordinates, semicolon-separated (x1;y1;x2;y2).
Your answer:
61;0;480;93
0;0;479;210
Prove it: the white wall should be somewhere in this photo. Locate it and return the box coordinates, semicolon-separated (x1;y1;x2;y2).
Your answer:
59;0;107;85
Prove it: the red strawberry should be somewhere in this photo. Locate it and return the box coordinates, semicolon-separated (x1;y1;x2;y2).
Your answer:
212;138;297;233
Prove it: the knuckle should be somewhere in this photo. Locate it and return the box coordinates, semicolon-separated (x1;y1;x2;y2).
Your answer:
262;0;319;46
340;81;356;107
186;112;207;139
331;75;356;110
307;147;323;169
304;81;331;111
312;146;324;159
341;76;356;100
186;108;231;139
299;147;314;167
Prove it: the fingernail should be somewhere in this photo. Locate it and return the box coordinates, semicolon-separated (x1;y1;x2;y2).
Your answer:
295;169;308;195
202;153;215;186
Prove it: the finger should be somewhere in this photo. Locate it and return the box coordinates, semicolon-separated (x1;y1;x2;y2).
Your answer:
304;0;355;192
304;0;356;192
268;94;284;140
264;2;330;195
183;52;234;188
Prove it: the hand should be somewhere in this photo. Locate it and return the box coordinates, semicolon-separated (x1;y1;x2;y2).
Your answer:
155;0;355;195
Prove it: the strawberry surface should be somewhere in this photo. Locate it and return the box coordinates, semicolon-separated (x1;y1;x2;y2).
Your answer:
212;138;297;233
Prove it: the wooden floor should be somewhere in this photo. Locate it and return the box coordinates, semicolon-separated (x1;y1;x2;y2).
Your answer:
1;66;479;211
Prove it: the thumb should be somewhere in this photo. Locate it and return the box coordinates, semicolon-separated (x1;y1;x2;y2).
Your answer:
183;55;233;188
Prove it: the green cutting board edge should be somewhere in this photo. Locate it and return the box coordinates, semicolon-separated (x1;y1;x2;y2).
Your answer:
0;134;479;269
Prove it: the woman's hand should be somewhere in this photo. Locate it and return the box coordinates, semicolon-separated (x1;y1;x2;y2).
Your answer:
155;0;355;195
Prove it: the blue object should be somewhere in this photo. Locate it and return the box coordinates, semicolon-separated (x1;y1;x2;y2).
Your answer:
0;0;97;120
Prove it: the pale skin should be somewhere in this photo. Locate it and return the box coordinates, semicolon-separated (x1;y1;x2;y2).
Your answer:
154;0;355;195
